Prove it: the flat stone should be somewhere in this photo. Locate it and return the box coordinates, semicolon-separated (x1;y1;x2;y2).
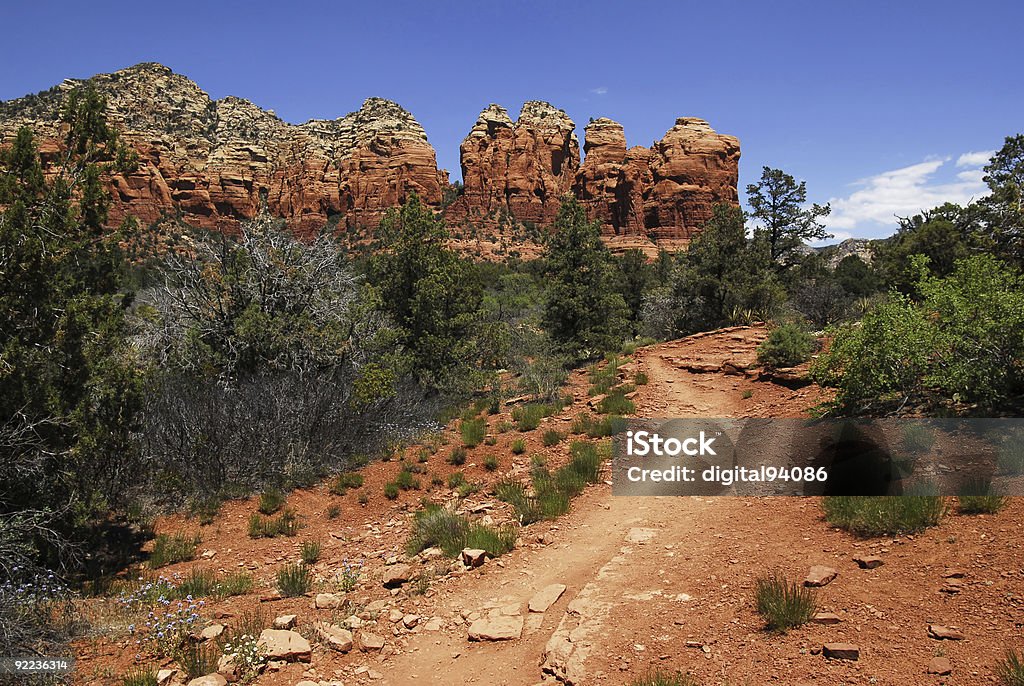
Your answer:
853;555;884;569
928;656;953;675
468;615;524;641
258;629;312;662
295;682;319;686
942;568;966;579
316;622;354;652
315;593;344;609
403;614;420;628
360;631;386;651
804;566;839;587
382;563;412;588
156;670;177;685
928;624;965;640
200;623;225;640
811;612;842;625
461;548;488;568
529;584;567;613
822;643;859;660
186;675;227;686
273;614;297;629
388;609;404;623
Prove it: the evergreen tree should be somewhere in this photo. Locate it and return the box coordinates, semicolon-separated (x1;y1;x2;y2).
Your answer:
542;198;628;358
747;166;831;269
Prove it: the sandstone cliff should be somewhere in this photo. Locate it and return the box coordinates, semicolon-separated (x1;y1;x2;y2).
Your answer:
0;63;445;234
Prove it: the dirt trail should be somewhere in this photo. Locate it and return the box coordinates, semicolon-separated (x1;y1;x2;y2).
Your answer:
381;327;1023;686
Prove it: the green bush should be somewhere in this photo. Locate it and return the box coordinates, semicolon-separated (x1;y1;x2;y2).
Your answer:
300;540;323;564
149;533;201;569
405;505;516;558
754;571;817;632
959;495;1007;514
757;322;814;369
597;390;635;415
326;504;341;519
448;447;467;465
329;472;365;495
511;439;526;455
635;371;649;385
395;469;421;491
483;455;499;471
823;496;946;536
463;523;517;557
248;509;300;538
276;563;311;597
513;402;555;431
461;417;488;447
383;482;400;500
542;429;564;447
257;488;286;515
997;647;1024;686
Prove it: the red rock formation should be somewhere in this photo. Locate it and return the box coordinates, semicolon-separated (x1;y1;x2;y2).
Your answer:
574;116;740;241
0;63;445;235
447;102;580;225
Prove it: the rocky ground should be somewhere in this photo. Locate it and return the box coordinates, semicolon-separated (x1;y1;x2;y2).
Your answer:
73;327;1024;685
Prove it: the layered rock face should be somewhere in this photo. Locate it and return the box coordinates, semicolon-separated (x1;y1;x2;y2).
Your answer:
447;102;580;225
0;63;445;234
573;116;740;240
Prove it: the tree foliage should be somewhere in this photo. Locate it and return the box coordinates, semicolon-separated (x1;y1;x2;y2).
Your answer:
747;166;831;269
541;198;629;359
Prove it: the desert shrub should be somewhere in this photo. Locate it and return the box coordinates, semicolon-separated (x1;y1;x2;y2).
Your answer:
494;480;542;525
174;641;220;680
447;472;466;488
247;509;299;538
405;505;515;558
483;455;500;471
513;402;555;431
395;470;421;491
996;647;1024;686
959;495;1007;514
174;568;217;598
597;390;635;415
823;496;946;536
276;563;310;597
258;488;286;515
588;357;621;396
300;540;323;564
757;323;814;369
999;431;1024;475
511;439;526;454
357;492;369;505
565;441;603;483
383;482;400;500
329;472;364;495
484;436;497;446
635;371;649;385
326;505;341;519
214;573;253;598
755;571;817;632
448;447;467;466
629;671;701;686
122;669;158;686
463;523;517;556
417;448;431;463
542;429;564;447
149;533;200;569
461;417;487;447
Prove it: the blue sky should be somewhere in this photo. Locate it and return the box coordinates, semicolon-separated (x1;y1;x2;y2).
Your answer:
2;0;1022;241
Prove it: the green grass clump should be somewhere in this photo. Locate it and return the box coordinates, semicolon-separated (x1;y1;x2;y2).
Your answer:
494;480;542;525
448;446;467;466
174;568;217;598
329;472;365;495
395;469;421;491
542;429;564;447
959;494;1007;514
754;571;817;632
326;504;341;519
483;455;500;471
634;371;649;385
461;417;488;447
448;471;466;488
257;488;286;514
383;482;400;500
996;647;1024;686
248;509;300;538
148;532;200;569
301;540;323;564
214;572;254;598
901;423;936;454
173;641;219;680
122;669;158;686
511;438;526;454
587;357;622;395
276;563;311;597
573;412;627;437
823;496;946;536
512;402;556;431
629;671;701;686
597;389;635;415
405;505;516;558
417;448;431;463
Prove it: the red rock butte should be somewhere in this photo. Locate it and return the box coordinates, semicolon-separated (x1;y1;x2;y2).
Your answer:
0;63;740;246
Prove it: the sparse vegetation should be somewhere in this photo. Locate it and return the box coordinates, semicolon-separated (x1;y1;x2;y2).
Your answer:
148;533;201;569
542;429;565;446
122;669;158;686
248;509;300;538
511;438;527;454
276;563;311;597
330;472;365;495
461;416;488;447
405;504;516;558
513;402;556;431
257;488;286;514
755;571;817;632
996;647;1024;686
483;455;499;471
823;496;946;536
629;671;701;686
383;482;400;500
959;494;1007;514
174;641;220;680
301;540;323;564
448;446;468;465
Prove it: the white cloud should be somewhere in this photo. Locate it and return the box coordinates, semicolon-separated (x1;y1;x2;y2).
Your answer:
590;86;608;95
824;156;988;236
956;150;995;167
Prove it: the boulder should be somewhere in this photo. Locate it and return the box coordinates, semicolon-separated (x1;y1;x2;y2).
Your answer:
928;656;953;675
529;584;567;613
257;629;312;662
359;631;386;651
273;614;297;629
461;548;488;568
804;566;838;587
382;563;412;588
186;676;227;686
316;622;354;652
314;593;344;609
822;643;859;661
468;615;524;641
